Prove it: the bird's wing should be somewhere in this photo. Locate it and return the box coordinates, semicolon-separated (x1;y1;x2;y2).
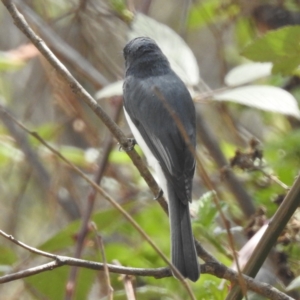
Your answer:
123;74;196;203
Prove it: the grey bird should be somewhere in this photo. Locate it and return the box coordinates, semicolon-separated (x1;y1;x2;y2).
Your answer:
122;37;200;282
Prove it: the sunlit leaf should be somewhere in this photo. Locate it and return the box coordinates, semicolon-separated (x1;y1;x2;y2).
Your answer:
286;276;300;291
225;63;272;87
214;85;300;119
95;80;123;99
129;13;200;86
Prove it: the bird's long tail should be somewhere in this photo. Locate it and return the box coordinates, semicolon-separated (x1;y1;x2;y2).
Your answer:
167;184;200;282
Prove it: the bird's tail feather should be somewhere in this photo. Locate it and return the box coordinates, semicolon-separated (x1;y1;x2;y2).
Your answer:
168;185;200;282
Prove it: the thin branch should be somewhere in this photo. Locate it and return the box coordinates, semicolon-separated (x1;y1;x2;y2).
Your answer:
1;3;295;300
65;97;123;299
14;0;109;87
0;230;56;259
0;103;81;220
92;223;113;300
0;230;293;300
0;107;195;299
226;172;300;300
196;107;256;217
113;260;135;300
1;0;167;216
256;167;290;190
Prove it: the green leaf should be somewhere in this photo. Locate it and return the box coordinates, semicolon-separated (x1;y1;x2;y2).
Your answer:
264;129;300;185
39;204;135;253
196;191;218;228
242;26;300;75
0;53;24;71
0;142;23;166
25;265;95;300
188;0;239;30
235;17;255;49
0;246;18;274
58;146;87;167
109;0;133;22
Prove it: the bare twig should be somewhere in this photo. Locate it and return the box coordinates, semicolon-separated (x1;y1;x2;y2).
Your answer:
65;97;123;299
226;172;300;300
0;103;81;220
1;3;295;300
257;168;290;190
196;107;256;217
113;260;136;300
0;106;195;299
2;0;167;216
14;0;109;88
92;223;113;300
0;230;293;300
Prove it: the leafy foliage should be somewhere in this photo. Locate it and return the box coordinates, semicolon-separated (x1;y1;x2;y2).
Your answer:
0;1;300;300
243;26;300;75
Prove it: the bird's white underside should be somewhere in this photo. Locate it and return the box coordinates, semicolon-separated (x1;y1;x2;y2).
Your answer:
124;108;169;202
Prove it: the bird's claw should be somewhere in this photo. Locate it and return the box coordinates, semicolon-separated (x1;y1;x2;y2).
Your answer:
119;138;137;152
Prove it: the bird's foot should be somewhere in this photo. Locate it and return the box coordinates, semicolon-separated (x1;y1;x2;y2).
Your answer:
154;189;163;200
119;138;137;152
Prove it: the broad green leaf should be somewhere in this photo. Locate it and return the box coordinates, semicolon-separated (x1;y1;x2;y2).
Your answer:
235;17;255;48
264;129;300;185
39;204;136;253
188;0;239;30
25;265;95;300
0;246;17;265
242;26;300;75
195;191;218;228
188;0;221;29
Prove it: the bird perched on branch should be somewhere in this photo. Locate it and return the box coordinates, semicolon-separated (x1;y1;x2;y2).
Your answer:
122;37;199;282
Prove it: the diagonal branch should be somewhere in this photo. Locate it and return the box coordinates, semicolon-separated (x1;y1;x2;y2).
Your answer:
1;0;167;215
0;105;195;299
14;0;109;87
226;172;300;300
65;97;123;298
